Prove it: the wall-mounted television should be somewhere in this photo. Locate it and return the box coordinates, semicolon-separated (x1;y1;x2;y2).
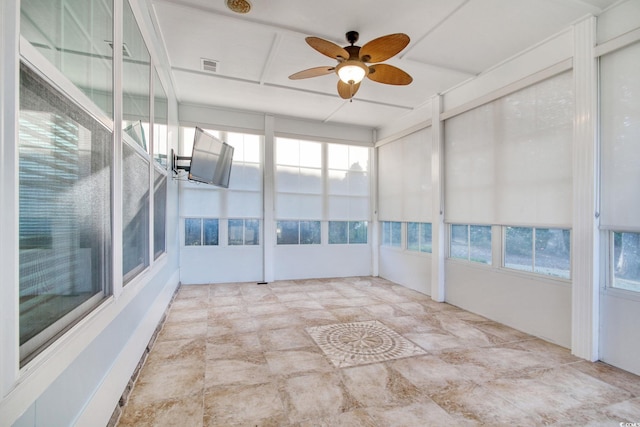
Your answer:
187;127;234;188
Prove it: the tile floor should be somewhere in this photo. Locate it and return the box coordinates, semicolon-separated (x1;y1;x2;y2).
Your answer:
116;277;640;426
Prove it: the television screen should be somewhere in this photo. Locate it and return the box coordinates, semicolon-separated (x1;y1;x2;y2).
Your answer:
188;127;234;188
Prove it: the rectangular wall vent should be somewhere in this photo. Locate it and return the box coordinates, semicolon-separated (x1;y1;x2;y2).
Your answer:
201;58;219;73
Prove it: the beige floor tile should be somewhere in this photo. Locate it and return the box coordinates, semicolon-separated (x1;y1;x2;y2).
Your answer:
259;327;315;351
118;277;640;427
341;363;420;408
157;321;207;342
205;357;272;387
145;337;205;367
366;401;461;427
281;372;350;423
203;383;286;426
118;395;204;427
264;348;333;376
206;332;262;360
129;360;205;406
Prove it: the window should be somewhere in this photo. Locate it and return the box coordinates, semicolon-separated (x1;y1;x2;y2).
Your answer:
612;232;640;292
504;227;570;278
122;143;150;282
229;219;260;245
381;221;402;248
275;138;322;220
20;0;114;116
185;218;219;246
407;222;432;253
19;63;112;362
122;0;151;154
327;143;370;221
153;170;167;259
153;69;168;167
329;221;368;244
450;224;491;264
600;42;640;293
276;220;321;245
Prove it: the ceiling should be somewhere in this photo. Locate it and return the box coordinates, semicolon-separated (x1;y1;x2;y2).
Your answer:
152;0;618;129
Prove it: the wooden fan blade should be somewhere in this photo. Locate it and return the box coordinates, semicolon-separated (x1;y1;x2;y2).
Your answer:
337;80;361;99
289;66;335;80
306;37;350;60
367;64;413;85
359;33;410;63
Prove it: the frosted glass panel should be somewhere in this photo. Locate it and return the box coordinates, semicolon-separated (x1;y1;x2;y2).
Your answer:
154;170;166;259
19;63;111;362
445;71;573;226
122;143;150;282
600;42;640;229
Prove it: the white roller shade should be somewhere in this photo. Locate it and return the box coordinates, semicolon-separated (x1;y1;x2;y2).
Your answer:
444;71;573;226
378;127;432;222
327;144;370;220
275;138;323;220
600;41;640;230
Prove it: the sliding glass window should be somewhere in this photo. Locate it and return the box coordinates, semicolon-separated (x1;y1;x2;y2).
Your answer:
19;63;112;363
20;0;114;116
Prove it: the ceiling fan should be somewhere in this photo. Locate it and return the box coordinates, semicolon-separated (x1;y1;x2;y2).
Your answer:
289;31;413;100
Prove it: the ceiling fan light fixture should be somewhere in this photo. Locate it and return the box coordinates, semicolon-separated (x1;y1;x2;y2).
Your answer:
226;0;251;14
336;60;368;85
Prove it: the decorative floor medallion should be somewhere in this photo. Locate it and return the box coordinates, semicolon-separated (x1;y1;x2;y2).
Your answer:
306;320;427;368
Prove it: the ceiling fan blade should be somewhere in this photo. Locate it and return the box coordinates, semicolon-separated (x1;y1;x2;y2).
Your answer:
337;80;361;99
306;37;350;60
367;64;413;85
289;66;335;80
359;33;410;63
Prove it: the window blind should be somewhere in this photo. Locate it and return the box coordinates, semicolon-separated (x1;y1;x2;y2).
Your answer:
600;42;640;230
444;71;573;226
378;127;432;222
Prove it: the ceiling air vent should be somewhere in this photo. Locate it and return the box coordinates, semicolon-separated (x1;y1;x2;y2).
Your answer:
201;58;219;73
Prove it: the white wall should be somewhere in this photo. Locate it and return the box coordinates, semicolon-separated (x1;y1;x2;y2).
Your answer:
445;261;572;347
181;246;263;284
379;248;431;295
274;244;371;280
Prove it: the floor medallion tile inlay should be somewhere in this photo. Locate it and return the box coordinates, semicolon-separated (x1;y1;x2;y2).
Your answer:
306;320;427;368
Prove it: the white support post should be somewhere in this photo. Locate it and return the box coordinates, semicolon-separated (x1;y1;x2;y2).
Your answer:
263;115;275;282
371;130;379;277
571;16;600;361
431;95;446;302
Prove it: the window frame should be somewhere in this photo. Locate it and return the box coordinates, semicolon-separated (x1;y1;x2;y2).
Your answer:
608;230;640;293
448;223;492;265
502;226;571;279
